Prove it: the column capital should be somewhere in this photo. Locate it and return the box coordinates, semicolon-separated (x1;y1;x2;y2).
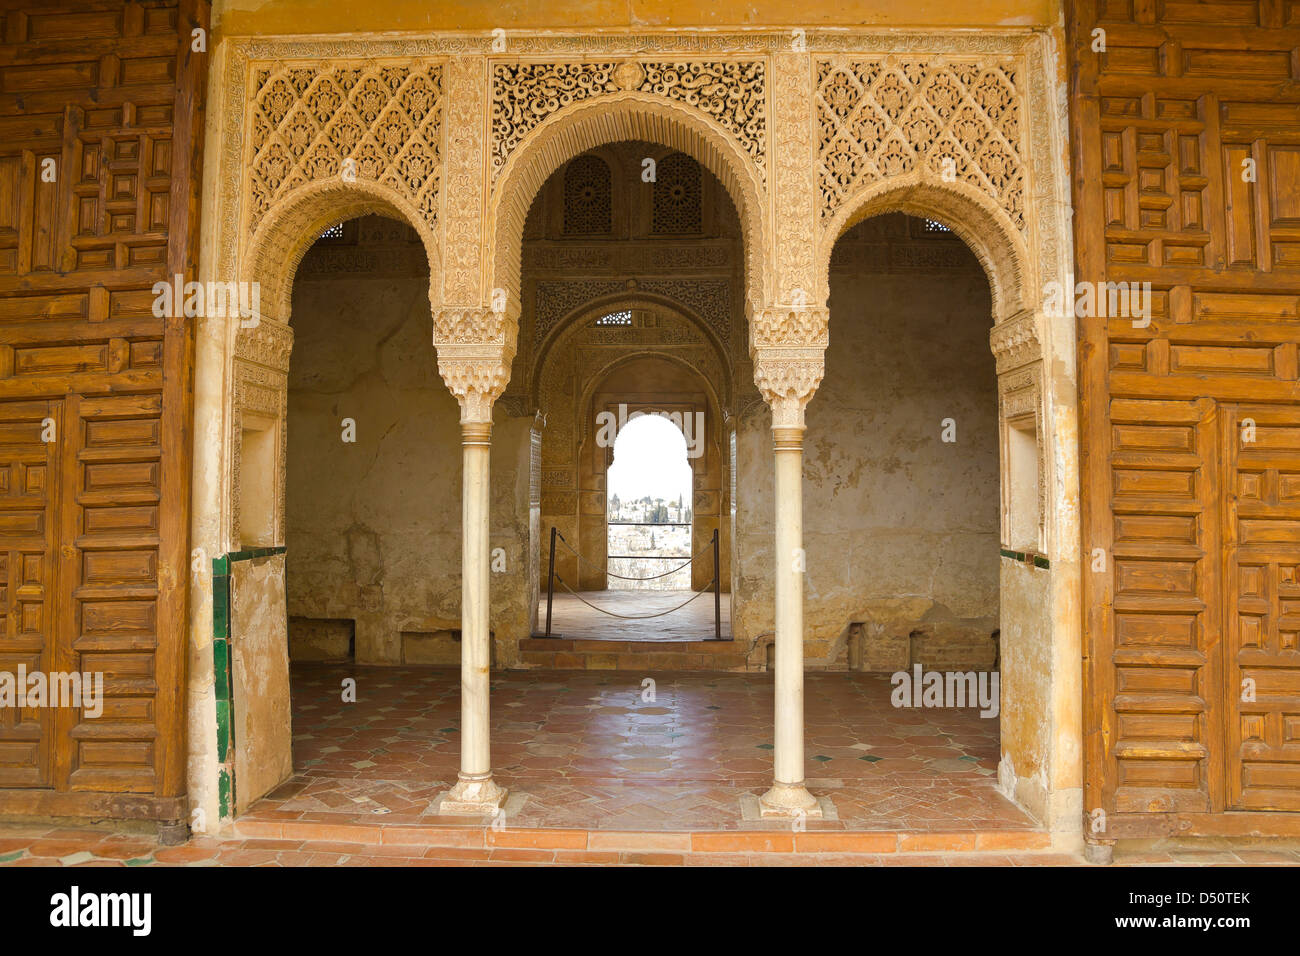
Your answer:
748;304;830;351
435;345;513;425
988;308;1042;375
432;305;519;349
752;347;825;430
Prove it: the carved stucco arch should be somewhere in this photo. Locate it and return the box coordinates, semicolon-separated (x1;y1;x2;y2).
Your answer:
241;176;443;325
530;291;733;411
819;172;1031;325
820;169;1048;557
579;347;724;444
227;176;444;552
490;92;768;332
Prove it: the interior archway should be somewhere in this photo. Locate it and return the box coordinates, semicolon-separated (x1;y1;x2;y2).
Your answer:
519;140;746;649
813;209;1038;822
606;412;694;591
490;94;768;329
218;197;456;816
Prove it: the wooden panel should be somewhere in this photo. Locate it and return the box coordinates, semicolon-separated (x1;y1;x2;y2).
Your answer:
1223;405;1300;810
0;400;59;787
1073;0;1300;834
1107;398;1221;814
0;0;207;820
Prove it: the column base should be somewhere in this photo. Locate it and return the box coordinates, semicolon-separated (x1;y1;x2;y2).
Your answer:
1083;840;1115;865
438;773;507;816
759;781;822;818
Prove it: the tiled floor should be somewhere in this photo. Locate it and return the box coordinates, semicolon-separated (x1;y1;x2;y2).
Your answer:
270;664;1024;831
3;665;1299;865
2;818;1297;866
540;590;732;641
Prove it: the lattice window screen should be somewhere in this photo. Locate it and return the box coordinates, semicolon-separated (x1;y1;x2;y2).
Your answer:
563;154;613;235
652;152;703;235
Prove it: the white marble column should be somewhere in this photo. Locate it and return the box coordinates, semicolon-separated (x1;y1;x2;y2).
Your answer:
434;332;511;815
752;341;825;818
442;417;505;813
763;422;819;816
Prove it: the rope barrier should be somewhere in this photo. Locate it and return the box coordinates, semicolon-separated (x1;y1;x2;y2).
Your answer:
555;533;714;582
554;575;714;620
543;525;723;638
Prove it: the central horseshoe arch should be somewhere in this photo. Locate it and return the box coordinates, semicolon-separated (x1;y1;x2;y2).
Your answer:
488;91;771;332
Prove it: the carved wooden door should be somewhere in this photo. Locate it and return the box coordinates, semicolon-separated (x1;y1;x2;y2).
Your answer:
0;0;205;818
1223;404;1300;811
1072;0;1300;833
0;400;59;787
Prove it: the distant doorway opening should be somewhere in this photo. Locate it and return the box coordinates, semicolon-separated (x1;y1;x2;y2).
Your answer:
607;413;693;591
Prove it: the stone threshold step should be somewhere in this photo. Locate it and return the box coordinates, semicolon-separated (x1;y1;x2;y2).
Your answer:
520;638;741;652
232;819;1052;855
518;653;752;671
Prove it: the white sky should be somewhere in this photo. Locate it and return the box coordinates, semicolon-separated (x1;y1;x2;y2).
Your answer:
607;414;693;505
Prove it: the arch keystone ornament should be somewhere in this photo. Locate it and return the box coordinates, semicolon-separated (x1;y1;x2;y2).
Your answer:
613;60;646;91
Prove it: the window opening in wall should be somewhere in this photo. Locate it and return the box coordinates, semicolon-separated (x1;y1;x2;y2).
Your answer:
651;151;704;234
607;414;693;590
240;415;277;549
1005;415;1040;553
922;218;950;233
563;154;613;235
318;222;344;240
593;310;633;327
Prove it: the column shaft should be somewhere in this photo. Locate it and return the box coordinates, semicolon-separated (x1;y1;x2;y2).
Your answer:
460;422;492;778
773;428;805;785
440;419;506;814
761;425;820;816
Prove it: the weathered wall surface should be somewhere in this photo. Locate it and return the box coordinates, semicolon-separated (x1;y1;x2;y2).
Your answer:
230;554;292;814
734;215;999;669
286;217;531;667
998;561;1052;822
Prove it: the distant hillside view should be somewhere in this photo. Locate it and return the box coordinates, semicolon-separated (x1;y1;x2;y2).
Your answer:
606;416;693;591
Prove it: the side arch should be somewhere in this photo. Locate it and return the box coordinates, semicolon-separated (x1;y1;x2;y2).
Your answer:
820;173;1032;324
242;177;442;324
490;92;768;329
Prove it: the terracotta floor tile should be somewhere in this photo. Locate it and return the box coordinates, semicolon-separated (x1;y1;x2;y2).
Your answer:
0;667;1125;867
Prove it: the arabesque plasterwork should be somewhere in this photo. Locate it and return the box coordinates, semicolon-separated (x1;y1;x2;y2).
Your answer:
188;24;1080;835
206;26;1069;542
246;59;443;235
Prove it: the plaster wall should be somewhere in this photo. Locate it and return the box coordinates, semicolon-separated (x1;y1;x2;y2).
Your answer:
285;218;532;667
230;554;293;814
734;216;1000;672
998;560;1053;823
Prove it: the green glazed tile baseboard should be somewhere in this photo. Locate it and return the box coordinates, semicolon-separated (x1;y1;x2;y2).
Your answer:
210;545;287;822
999;548;1049;569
